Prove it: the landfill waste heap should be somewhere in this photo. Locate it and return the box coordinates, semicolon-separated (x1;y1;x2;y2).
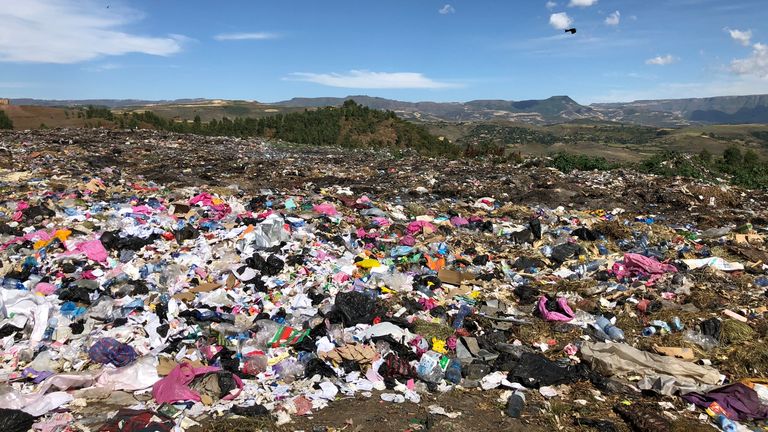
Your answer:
2;128;768;432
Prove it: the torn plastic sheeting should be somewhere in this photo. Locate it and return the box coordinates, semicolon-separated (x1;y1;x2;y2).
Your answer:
0;288;50;344
0;386;73;417
580;342;721;395
682;257;745;272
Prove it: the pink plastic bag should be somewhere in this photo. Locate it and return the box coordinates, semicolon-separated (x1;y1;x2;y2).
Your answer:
537;296;575;322
152;362;243;404
313;203;339;216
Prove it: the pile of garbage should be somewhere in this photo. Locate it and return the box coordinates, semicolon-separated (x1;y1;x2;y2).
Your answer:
2;129;768;431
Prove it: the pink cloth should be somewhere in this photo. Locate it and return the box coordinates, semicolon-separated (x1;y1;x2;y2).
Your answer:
68;240;108;262
2;229;57;250
406;221;436;235
34;282;57;295
152;363;243;404
450;216;469;227
537;296;575;322
131;205;154;215
189;193;231;219
313;203;339;216
622;253;677;276
400;235;416;246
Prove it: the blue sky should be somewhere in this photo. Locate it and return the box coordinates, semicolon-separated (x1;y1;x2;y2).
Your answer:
0;0;766;104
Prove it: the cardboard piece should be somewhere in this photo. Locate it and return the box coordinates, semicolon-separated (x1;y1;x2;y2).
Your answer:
438;268;475;286
653;345;695;361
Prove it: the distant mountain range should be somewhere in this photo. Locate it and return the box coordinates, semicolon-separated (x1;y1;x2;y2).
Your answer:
8;94;768;127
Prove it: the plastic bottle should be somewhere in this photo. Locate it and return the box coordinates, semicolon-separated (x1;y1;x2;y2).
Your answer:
642;326;657;337
505;392;526;418
715;414;737;432
650;320;671;333
595;316;625;341
598;243;609;256
444;359;462;384
417;351;446;383
605;325;625;341
43;317;58;341
671;316;684;332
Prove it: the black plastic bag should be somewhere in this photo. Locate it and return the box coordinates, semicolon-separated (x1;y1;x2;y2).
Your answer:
0;409;35;432
304;358;337;379
572;227;598;241
550;243;583;264
507;353;589;388
333;291;383;326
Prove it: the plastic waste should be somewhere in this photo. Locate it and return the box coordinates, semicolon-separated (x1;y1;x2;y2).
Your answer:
444;359;462;384
417;351;447;383
716;414;737;432
683;330;719;351
505;392;526;418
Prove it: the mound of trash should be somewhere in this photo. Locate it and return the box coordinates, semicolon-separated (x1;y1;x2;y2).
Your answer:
2;129;768;431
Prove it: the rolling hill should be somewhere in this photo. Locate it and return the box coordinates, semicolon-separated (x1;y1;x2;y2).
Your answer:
4;94;768;127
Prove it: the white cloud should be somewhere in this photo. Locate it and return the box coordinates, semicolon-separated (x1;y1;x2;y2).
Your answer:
83;62;122;72
214;32;279;41
549;12;573;30
438;4;455;14
731;43;768;78
568;0;598;7
0;0;184;63
726;28;752;47
545;1;557;10
646;55;678;65
605;11;620;26
286;70;460;89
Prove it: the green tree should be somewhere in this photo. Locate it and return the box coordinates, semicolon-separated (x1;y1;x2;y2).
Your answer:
723;146;743;167
0;110;13;129
698;148;712;164
743;149;760;167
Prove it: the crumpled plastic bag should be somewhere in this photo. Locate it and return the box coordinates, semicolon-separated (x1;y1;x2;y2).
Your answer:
88;338;137;367
0;288;50;343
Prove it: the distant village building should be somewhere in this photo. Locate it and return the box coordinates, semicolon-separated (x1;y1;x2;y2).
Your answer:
0;99;9;106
